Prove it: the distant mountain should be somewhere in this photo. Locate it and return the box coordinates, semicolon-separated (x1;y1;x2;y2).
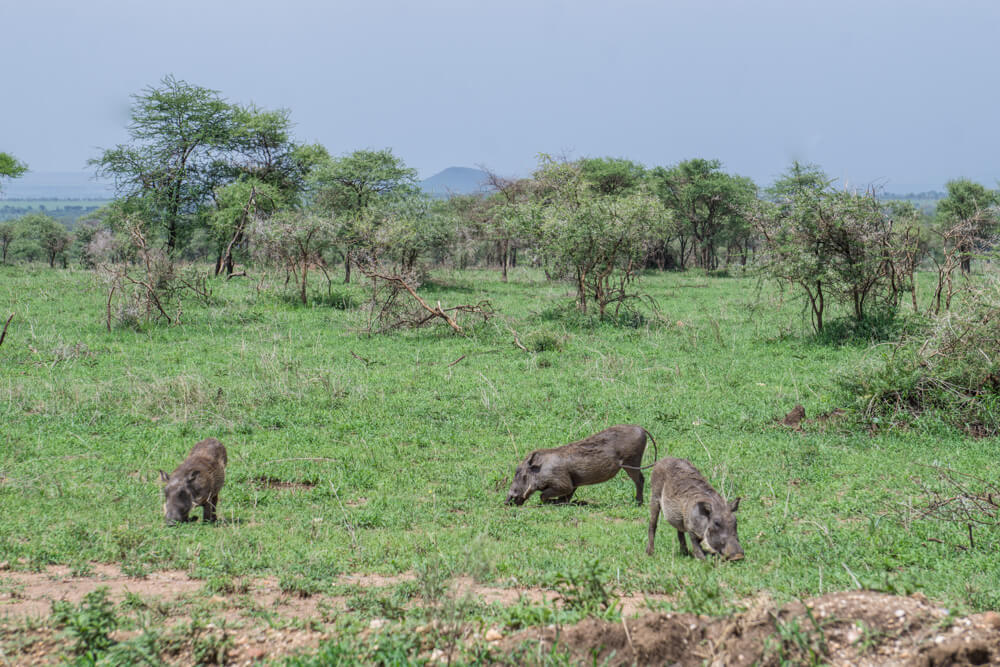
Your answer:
419;167;494;198
1;171;113;199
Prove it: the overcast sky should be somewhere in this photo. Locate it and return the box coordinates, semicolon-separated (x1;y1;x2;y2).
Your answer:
2;0;998;191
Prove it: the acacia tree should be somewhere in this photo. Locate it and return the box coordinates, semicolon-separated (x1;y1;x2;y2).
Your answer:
19;213;73;268
0;221;19;264
476;168;536;281
528;156;669;317
91;76;235;253
579;157;646;197
208;179;281;276
311;149;420;282
753;165;924;333
91;77;318;256
250;211;337;305
648;159;756;270
0;152;27;191
936;179;999;274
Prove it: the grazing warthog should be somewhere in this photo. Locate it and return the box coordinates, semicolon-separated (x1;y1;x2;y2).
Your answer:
159;438;227;525
505;425;656;506
646;457;743;561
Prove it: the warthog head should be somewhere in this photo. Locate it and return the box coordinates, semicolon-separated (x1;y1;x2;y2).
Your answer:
160;469;198;525
505;453;540;506
693;497;743;561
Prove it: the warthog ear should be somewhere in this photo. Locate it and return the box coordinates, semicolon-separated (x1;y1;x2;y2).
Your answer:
186;469;200;483
527;452;541;473
159;470;169;483
690;501;712;534
729;497;741;513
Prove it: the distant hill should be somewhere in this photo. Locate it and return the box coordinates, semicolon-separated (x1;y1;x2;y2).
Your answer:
419;167;494;199
1;171;113;199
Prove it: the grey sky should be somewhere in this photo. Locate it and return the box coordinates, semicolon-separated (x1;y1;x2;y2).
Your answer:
2;0;998;191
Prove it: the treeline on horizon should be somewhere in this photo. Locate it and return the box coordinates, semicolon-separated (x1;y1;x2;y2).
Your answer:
1;76;998;316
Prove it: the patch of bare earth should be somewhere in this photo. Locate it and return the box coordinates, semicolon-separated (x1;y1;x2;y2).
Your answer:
499;590;1000;666
2;566;999;665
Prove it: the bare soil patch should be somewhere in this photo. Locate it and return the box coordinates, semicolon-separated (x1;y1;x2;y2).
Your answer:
2;566;999;665
250;475;317;491
500;590;1000;666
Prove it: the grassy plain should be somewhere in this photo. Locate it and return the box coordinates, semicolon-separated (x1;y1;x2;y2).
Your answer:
1;263;997;637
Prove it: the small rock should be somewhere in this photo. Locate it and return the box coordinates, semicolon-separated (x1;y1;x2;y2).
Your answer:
415;624;431;635
429;648;446;662
846;630;860;644
981;611;1000;629
369;618;387;630
485;628;503;642
0;561;8;571
894;609;906;618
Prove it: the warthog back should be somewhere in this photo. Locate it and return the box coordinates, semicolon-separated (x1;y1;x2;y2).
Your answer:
159;437;228;525
647;457;743;560
506;424;654;506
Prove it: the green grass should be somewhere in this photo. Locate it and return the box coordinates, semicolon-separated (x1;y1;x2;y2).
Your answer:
0;263;997;622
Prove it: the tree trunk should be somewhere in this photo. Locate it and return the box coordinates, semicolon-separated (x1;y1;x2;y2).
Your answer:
344;256;351;284
501;240;509;282
301;264;309;304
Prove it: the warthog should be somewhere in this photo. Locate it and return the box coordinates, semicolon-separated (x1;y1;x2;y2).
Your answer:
505;425;656;506
159;437;228;525
646;457;743;560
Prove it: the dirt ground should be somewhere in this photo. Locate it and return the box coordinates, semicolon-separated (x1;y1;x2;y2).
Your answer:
2;563;999;665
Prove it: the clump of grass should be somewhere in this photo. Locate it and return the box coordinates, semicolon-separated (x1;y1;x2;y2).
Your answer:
843;280;1000;435
50;587;119;662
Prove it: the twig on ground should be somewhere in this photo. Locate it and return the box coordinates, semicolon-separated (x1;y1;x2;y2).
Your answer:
350;350;378;367
0;313;13;348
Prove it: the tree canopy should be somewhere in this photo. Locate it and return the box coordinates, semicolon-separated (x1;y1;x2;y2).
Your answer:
90;76;318;254
0;152;28;191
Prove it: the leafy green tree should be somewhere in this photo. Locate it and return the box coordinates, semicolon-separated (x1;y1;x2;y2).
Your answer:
0;152;28;191
472;169;537;281
648;159;756;270
208;178;281;275
528;156;669;317
0;220;19;264
753;177;923;333
311;149;421;282
936;179;999;273
579;157;646;197
765;161;830;200
250;211;337;304
20;213;73;268
90;76;235;253
225;105;329;202
91;77;319;256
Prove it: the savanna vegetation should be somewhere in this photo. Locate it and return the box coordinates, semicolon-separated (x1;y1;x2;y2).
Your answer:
2;78;1000;664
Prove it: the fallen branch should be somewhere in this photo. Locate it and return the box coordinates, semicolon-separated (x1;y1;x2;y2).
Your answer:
354;259;494;334
350;350;378;367
0;313;13;348
361;267;463;332
447;354;466;367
